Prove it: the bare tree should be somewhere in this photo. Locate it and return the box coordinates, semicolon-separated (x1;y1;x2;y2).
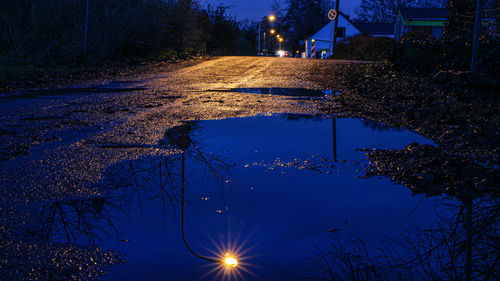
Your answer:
355;0;444;23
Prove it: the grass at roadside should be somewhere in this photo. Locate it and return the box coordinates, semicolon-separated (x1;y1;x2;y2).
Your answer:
0;53;211;92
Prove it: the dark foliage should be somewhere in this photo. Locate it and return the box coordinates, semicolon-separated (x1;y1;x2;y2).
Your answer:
205;5;257;56
391;32;500;77
329;35;397;61
391;32;446;73
0;0;204;64
0;0;257;66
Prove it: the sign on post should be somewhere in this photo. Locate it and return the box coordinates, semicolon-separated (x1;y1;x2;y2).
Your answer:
328;9;337;58
328;9;337;21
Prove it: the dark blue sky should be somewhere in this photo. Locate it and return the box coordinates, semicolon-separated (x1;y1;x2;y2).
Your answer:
202;0;361;21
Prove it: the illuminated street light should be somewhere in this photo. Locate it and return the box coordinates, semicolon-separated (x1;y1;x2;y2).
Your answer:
278;37;284;51
270;29;276;34
258;15;277;56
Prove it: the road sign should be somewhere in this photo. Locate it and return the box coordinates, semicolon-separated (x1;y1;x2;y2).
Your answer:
328;9;337;21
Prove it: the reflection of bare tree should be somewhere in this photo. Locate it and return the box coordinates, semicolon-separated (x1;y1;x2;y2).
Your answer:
310;143;499;281
312;197;498;281
37;122;230;246
38;198;121;245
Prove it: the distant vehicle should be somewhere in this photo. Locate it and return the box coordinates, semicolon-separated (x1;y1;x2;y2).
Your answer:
275;50;289;57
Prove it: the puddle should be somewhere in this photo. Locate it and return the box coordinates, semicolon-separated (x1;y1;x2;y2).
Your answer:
322;89;341;96
37;116;451;280
208;88;327;97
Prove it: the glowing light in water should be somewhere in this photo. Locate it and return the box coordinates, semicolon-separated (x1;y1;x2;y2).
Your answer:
224;254;238;268
198;233;259;281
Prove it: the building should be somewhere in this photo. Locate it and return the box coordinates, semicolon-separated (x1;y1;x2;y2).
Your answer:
394;8;448;40
304;12;394;59
395;7;497;41
304;12;361;59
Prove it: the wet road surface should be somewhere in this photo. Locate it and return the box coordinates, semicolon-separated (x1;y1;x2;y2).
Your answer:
0;57;347;202
0;57;494;280
0;56;351;280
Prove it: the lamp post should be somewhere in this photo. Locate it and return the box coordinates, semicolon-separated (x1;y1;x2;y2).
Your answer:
279;37;284;50
257;15;276;56
84;0;89;54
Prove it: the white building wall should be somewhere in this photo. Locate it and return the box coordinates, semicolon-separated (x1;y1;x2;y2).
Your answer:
305;15;361;58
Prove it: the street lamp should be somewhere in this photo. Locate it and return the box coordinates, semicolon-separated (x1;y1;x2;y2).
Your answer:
279;37;284;50
270;29;276;35
258;15;276;56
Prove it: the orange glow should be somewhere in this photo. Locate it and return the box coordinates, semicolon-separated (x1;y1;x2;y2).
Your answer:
224;254;238;268
199;233;258;281
269;15;276;21
279;38;284;42
270;29;276;34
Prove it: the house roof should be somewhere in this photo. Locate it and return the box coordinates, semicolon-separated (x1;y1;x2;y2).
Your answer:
305;11;361;40
338;11;358;29
355;23;394;35
400;8;447;20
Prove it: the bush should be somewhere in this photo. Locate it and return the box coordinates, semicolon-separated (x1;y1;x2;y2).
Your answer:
329;35;397;61
0;0;206;65
0;1;257;66
391;32;500;78
391;32;446;74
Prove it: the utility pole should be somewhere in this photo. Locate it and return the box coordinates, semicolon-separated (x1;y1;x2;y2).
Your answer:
333;0;340;45
470;0;484;73
84;0;89;54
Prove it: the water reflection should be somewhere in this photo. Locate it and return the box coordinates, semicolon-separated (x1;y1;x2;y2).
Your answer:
310;143;500;281
37;197;120;245
312;197;498;281
32;116;478;281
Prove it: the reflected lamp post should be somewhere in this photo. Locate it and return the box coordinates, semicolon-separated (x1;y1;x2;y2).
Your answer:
180;152;240;269
257;15;276;56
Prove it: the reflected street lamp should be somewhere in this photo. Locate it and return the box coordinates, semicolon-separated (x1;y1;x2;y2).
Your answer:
179;152;239;272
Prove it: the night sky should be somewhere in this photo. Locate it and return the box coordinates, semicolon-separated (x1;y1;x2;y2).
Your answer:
202;0;362;21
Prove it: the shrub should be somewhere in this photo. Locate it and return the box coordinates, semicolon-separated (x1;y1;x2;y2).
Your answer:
329;35;397;61
391;32;446;74
391;31;500;78
0;1;257;66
